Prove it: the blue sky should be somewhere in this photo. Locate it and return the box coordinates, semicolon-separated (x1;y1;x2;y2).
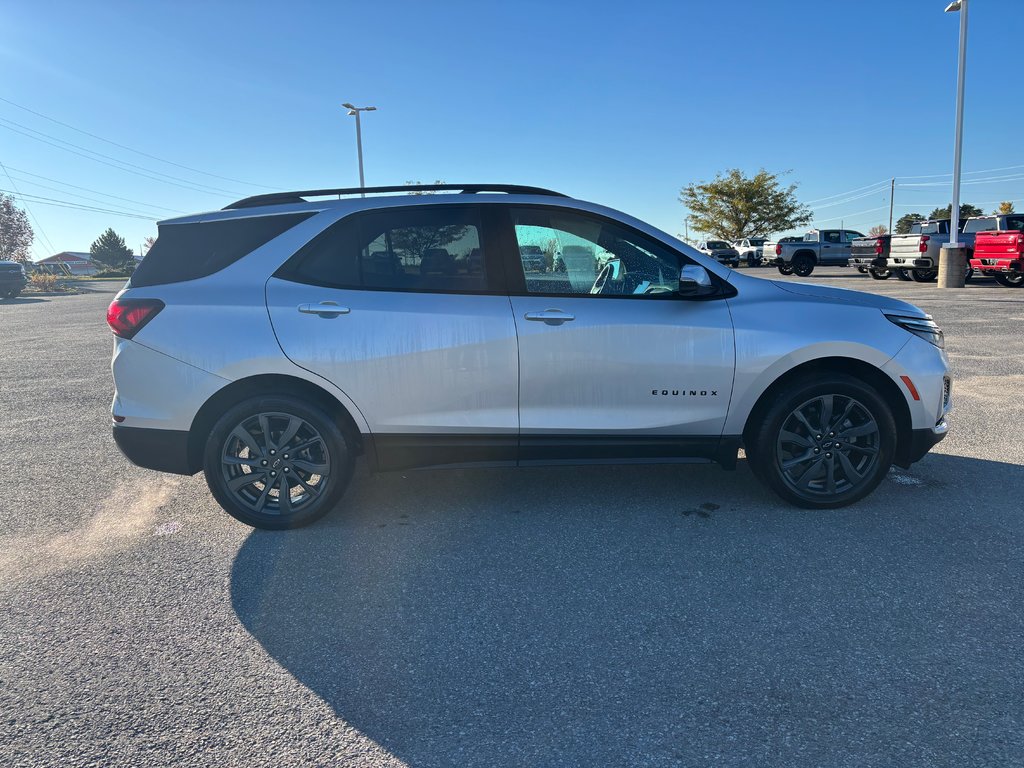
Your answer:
1;0;1021;258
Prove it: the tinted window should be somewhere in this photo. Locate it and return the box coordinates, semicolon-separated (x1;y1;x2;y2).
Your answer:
511;208;681;297
132;213;314;287
843;231;865;242
963;217;997;233
1004;215;1024;231
706;241;731;249
823;231;842;244
281;206;488;293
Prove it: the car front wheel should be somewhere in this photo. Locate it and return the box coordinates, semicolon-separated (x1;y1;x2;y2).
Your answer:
203;395;354;529
746;374;897;509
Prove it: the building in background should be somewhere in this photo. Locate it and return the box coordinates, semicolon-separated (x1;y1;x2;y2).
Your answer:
34;252;97;275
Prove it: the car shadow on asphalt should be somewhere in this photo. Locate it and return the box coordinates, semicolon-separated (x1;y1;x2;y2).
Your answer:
0;296;47;305
230;453;1024;765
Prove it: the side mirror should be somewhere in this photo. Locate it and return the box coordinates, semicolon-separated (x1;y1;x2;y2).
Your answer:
678;264;716;298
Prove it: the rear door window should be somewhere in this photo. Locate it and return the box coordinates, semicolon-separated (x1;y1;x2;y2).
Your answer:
279;205;493;293
132;212;314;287
1004;215;1024;231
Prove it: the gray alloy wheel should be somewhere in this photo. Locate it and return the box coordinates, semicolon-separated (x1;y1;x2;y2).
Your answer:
777;263;794;275
203;396;353;529
219;411;331;516
775;394;881;501
869;268;890;280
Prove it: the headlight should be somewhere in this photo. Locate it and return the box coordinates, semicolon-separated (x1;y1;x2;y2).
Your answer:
886;314;944;348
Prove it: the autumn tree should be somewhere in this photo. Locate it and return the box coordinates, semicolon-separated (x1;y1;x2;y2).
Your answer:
90;228;135;270
996;201;1015;215
0;192;34;263
680;169;812;240
868;224;888;237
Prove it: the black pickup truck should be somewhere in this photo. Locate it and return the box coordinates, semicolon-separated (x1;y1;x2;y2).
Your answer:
849;235;894;280
0;261;28;298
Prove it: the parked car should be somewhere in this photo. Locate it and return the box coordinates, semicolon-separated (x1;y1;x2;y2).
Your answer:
696;240;740;267
108;183;950;528
734;237;768;267
770;229;865;277
0;261;28;298
888;215;1008;282
850;235;892;280
519;244;547;272
969;212;1024;287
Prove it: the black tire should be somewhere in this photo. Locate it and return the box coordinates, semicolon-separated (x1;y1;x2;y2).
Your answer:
746;374;897;509
910;269;937;283
895;268;912;282
747;255;757;268
792;254;815;277
203;395;354;529
964;265;973;282
857;266;868;274
777;264;794;275
869;268;890;280
994;272;1024;288
5;289;20;299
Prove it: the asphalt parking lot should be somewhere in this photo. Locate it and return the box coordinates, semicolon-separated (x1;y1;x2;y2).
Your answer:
1;269;1023;767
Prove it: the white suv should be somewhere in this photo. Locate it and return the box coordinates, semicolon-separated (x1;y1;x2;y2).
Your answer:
108;184;950;529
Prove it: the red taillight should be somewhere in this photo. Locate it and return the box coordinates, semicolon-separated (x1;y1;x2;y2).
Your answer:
919;235;930;253
775;244;782;256
874;238;884;256
106;298;164;339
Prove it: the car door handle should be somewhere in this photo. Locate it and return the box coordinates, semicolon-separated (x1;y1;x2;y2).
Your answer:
298;302;351;317
524;309;575;325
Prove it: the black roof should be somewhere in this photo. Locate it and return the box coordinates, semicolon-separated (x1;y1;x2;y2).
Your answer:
224;184;568;210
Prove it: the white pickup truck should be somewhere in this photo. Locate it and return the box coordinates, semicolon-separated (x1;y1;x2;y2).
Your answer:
733;237;769;267
887;215;1006;282
767;228;865;277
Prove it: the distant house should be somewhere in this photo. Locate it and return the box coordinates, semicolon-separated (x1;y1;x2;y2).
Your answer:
35;252;98;276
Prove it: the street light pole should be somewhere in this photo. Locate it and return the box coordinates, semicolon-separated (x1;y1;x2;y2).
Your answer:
937;0;970;289
342;103;377;197
946;0;968;246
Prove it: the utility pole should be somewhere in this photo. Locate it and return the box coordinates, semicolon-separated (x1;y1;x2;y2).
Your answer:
888;177;895;233
342;103;377;197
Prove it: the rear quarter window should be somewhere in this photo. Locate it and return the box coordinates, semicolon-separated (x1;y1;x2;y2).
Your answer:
131;212;314;287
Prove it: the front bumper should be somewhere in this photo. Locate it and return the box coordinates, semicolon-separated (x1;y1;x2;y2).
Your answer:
113;425;195;475
896;421;948;468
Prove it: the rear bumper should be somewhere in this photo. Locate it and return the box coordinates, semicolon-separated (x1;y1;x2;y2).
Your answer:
969;257;1022;273
113;425;195;475
850;256;887;269
0;275;27;290
896;421;948;468
889;256;935;269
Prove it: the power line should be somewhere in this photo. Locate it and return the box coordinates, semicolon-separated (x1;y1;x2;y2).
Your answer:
898;163;1024;180
5;175;173;219
802;179;890;205
0;159;56;256
811;186;891;211
810;206;888;226
0;189;158;221
899;173;1024;188
0;117;242;197
0;95;276;190
3;165;187;213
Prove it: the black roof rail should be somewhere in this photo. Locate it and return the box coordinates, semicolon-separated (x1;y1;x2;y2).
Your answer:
223;184;568;210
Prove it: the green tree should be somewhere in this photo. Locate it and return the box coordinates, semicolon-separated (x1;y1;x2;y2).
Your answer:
928;203;983;220
996;201;1015;215
895;213;924;234
89;228;135;270
680;169;812;240
0;192;34;263
868;224;888;237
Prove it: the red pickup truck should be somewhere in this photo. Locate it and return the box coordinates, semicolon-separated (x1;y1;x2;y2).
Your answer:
969;213;1024;287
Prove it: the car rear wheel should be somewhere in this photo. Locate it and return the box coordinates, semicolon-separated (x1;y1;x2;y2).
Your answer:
203;395;354;529
777;263;794;275
4;289;20;299
746;374;896;509
792;254;815;277
994;272;1024;287
895;268;912;281
869;268;890;280
910;269;937;283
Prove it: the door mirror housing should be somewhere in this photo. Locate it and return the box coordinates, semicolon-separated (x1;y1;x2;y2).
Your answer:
678;265;716;298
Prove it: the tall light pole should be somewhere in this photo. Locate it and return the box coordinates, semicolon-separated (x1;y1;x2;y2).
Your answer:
342;103;377;196
938;0;969;288
945;0;968;246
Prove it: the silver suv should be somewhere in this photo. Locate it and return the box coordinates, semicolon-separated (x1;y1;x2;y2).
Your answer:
108;184;951;529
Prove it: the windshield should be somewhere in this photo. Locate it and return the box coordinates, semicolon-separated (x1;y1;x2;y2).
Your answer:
748;238;767;246
706;241;731;249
